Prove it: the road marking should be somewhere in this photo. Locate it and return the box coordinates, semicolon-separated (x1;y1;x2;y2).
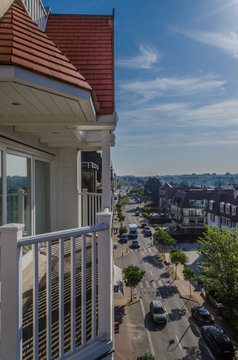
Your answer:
140;299;155;357
152;281;157;289
175;335;183;351
145;280;150;288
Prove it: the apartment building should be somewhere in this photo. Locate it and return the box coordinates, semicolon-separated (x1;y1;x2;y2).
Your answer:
170;189;216;234
0;0;117;358
207;190;238;230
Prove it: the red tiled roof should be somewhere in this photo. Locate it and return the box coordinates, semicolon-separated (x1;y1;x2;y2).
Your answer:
0;0;92;92
46;14;115;115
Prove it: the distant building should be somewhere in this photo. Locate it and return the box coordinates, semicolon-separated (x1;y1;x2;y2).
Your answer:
207;189;238;230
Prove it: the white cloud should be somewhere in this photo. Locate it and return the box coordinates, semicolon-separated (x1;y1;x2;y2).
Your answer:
117;43;159;69
119;74;225;101
180;29;238;59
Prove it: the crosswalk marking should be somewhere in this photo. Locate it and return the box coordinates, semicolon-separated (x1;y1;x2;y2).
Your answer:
138;279;162;290
145;280;150;288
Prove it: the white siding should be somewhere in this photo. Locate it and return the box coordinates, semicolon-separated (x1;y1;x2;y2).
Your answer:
53;148;80;231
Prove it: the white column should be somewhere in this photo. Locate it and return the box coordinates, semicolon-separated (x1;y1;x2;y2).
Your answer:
77;150;82;227
96;209;112;339
0;223;24;360
102;131;111;211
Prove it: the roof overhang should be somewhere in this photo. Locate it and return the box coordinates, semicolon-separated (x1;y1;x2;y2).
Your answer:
0;66;118;149
0;65;96;124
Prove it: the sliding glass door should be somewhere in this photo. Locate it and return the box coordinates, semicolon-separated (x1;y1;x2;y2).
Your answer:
6;154;31;236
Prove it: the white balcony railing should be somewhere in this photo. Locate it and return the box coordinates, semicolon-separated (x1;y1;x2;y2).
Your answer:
80;189;103;226
21;0;48;31
0;209;113;360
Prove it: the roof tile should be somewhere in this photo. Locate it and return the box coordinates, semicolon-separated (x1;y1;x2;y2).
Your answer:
0;0;92;93
46;14;115;115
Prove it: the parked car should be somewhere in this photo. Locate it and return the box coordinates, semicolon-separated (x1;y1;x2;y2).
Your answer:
144;226;150;232
141;222;147;229
201;325;235;359
131;239;140;248
120;233;128;243
191;306;214;326
144;228;152;237
150;300;167;324
135;210;140;216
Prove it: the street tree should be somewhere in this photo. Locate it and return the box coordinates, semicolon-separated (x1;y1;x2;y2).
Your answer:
139;354;155;360
123;265;145;301
119;226;127;236
198;225;238;312
170;249;189;279
121;195;130;206
183;267;195;297
154;229;174;254
144;177;161;206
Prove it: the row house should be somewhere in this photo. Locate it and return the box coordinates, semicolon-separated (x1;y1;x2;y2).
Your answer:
159;183;198;215
0;0;117;359
170;189;217;234
207;190;238;230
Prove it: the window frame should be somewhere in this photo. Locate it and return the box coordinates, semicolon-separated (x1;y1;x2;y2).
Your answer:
0;137;54;235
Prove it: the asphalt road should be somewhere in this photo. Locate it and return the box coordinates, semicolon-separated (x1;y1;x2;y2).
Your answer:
116;200;215;360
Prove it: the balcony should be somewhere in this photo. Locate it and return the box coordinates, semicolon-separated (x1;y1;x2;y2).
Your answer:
0;209;113;360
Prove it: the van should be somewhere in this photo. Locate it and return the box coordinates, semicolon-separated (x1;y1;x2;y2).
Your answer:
129;224;137;239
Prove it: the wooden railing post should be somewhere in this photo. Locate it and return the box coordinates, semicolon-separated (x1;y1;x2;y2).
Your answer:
0;223;24;360
96;209;112;339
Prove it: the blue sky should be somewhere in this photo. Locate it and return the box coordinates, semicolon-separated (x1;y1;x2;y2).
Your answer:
44;0;238;176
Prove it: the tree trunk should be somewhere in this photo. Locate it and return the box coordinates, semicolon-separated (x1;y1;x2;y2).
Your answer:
130;286;133;302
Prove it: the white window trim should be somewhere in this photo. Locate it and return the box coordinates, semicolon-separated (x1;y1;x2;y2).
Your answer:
0;138;54;235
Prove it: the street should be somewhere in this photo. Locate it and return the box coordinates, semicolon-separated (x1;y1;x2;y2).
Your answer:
115;200;215;360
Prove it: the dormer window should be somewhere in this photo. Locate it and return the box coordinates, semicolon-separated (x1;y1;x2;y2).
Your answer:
220;202;224;213
226;203;230;215
232;205;236;216
209;200;214;210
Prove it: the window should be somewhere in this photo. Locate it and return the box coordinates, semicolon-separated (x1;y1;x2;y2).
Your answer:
6;154;31;235
0;142;52;235
221;217;226;225
210;214;215;222
220;202;224;213
225;203;230;215
232;205;236;216
209;200;214;210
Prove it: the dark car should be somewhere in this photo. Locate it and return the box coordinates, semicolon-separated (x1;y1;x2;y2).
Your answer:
201;325;235;359
132;239;140;248
150;300;167;324
144;228;152;237
120;233;128;243
141;222;147;229
191;306;214;326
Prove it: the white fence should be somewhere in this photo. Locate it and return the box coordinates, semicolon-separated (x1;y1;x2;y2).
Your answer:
80;189;103;227
21;0;48;30
0;209;113;360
